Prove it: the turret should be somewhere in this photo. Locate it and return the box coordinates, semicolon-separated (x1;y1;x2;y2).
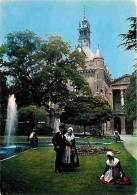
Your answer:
94;44;104;68
94;44;104;60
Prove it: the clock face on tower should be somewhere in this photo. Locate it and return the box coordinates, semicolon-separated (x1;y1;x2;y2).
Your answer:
78;9;90;48
82;39;87;46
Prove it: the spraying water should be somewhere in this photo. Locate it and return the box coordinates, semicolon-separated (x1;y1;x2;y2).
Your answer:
54;118;60;133
4;94;18;144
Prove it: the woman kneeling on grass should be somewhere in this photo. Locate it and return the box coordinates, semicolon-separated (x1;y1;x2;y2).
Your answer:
97;151;131;185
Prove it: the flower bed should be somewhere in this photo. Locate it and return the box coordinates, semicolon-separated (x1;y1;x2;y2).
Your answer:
77;146;120;156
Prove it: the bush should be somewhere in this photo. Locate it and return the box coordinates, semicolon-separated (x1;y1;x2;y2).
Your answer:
37;124;53;135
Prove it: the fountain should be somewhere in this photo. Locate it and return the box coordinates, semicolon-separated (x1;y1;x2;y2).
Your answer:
53;117;60;133
4;94;18;145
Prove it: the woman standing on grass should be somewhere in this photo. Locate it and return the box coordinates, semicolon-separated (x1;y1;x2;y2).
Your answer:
62;127;79;171
98;151;131;185
29;129;38;150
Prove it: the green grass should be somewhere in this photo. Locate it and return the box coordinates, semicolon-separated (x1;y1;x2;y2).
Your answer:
75;136;114;143
0;135;114;144
0;136;52;144
1;141;137;195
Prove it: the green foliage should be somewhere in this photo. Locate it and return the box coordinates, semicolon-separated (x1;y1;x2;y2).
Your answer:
36;34;90;109
3;30;43;77
1;31;90;110
10;83;35;108
0;71;9;119
69;49;85;69
60;95;112;129
119;17;136;51
18;105;47;122
43;34;71;64
118;17;136;122
1;30;44;107
0;71;9;134
122;72;136;122
18;105;47;129
0;44;7;64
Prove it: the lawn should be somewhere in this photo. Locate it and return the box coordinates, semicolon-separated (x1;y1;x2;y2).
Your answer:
0;135;114;144
1;138;137;195
0;136;52;144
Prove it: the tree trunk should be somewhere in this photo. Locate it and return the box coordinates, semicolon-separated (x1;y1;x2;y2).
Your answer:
84;126;86;136
106;122;107;135
102;126;104;135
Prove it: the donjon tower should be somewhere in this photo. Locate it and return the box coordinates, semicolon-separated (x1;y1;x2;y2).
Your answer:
77;8;112;107
76;9;131;134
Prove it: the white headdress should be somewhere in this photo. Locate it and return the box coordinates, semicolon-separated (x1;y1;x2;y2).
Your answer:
106;151;114;157
67;127;73;132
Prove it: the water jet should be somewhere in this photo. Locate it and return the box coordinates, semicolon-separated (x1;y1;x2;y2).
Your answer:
4;94;18;145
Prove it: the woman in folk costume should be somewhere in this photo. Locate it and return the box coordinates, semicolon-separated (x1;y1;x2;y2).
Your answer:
98;151;130;185
114;130;120;143
62;127;79;171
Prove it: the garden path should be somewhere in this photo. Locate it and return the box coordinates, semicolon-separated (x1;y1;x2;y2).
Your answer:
120;135;137;160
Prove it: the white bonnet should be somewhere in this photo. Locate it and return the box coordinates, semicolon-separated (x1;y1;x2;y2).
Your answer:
106;151;114;157
67;127;73;132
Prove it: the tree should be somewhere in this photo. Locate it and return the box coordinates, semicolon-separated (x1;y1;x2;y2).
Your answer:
122;72;136;122
10;82;36;108
1;31;90;110
1;30;44;106
35;34;91;109
60;96;112;135
0;70;9;134
118;17;137;127
118;17;136;51
18;105;47;135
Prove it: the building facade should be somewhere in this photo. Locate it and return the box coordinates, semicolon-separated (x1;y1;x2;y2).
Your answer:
76;10;131;134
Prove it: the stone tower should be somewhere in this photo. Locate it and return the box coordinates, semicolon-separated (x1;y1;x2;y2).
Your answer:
77;9;112;107
71;8;132;135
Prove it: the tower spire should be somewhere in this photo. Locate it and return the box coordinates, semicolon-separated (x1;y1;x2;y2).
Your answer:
84;6;85;18
83;6;86;20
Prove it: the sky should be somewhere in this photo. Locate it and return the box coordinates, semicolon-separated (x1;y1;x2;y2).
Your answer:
0;0;136;79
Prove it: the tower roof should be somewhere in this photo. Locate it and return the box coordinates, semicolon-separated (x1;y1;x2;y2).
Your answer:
80;6;90;27
78;7;90;48
95;44;103;58
82;46;94;61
